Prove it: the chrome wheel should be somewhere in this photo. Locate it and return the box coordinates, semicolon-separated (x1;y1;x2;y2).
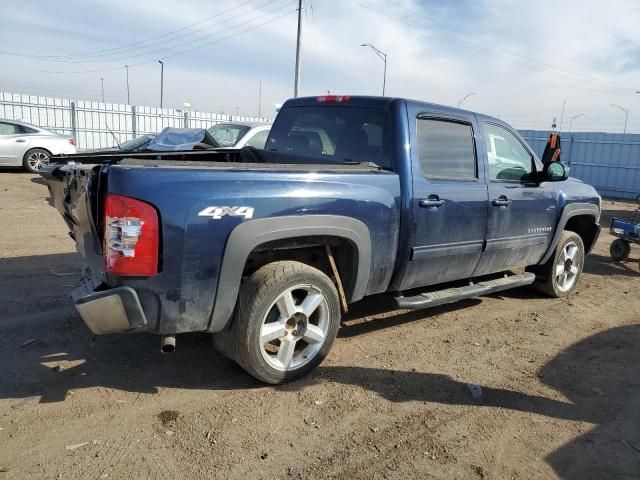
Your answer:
27;151;50;170
259;284;330;372
555;241;581;293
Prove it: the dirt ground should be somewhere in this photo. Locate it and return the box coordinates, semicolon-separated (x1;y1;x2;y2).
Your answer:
1;169;639;480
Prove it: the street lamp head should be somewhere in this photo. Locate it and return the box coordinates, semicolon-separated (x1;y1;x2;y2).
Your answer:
158;60;163;65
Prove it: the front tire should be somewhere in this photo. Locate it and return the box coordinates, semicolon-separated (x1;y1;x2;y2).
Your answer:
22;148;51;173
533;231;585;298
232;261;341;384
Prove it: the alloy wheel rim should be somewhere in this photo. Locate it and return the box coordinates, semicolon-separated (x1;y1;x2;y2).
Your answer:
28;151;49;170
555;241;581;293
259;284;330;371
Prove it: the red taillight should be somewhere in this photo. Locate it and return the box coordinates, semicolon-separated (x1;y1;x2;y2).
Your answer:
316;95;350;103
104;194;159;276
68;138;76;146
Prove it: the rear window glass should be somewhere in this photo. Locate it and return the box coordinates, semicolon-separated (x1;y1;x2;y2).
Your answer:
267;106;392;169
416;118;477;180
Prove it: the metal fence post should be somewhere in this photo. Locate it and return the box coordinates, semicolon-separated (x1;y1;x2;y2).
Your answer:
70;101;78;142
184;110;189;128
131;105;137;137
567;133;574;165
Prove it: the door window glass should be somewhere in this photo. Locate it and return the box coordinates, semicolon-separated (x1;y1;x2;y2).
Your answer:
416;118;477;180
0;122;21;135
484;123;533;182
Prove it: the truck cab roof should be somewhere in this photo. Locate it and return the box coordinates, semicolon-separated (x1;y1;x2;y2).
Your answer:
282;95;504;125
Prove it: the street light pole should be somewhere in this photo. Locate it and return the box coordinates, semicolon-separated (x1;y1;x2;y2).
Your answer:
569;114;584;133
158;60;164;109
100;77;105;103
258;79;262;118
457;92;476;107
125;65;130;105
610;104;629;134
293;0;302;97
361;43;387;96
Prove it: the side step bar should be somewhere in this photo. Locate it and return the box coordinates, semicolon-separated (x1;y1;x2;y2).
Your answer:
394;272;536;310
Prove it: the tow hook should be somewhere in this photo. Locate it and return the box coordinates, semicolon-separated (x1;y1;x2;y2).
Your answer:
161;335;176;354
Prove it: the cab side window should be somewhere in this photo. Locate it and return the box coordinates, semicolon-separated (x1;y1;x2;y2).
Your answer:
484;123;534;182
417;118;477;180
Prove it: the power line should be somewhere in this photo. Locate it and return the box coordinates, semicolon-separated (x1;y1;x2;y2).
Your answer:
2;7;296;75
6;0;293;65
20;0;290;64
0;0;263;60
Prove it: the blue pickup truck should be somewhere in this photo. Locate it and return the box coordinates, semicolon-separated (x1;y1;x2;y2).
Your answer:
42;95;601;383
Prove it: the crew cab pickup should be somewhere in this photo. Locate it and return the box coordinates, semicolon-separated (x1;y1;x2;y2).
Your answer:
41;96;601;383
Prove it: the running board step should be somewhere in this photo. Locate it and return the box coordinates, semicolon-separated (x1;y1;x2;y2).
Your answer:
393;272;536;310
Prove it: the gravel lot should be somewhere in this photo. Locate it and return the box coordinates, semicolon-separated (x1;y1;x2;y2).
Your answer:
1;169;639;480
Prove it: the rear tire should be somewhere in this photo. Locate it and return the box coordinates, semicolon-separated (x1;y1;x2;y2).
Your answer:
230;261;341;384
610;239;631;262
22;148;51;173
532;231;585;298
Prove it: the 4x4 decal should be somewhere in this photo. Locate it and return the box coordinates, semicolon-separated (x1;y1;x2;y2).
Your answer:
198;206;255;220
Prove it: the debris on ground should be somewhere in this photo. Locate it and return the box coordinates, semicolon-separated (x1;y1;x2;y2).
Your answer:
20;338;37;348
65;442;88;451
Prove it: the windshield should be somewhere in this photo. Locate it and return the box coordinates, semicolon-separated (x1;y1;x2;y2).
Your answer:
120;135;154;151
207;124;251;147
266;105;392;168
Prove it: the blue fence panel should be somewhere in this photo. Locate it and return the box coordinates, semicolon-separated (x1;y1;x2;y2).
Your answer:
519;130;640;200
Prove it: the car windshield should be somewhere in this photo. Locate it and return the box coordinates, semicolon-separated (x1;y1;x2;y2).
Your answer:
120;135;154;151
207;124;251;147
266;105;392;169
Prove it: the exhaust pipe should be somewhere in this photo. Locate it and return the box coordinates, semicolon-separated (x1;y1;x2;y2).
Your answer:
161;335;176;354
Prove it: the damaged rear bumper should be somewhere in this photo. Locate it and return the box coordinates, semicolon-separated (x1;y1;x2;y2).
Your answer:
72;283;147;334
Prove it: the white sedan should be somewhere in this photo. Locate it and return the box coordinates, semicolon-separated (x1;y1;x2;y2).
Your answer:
0;119;77;173
207;122;271;149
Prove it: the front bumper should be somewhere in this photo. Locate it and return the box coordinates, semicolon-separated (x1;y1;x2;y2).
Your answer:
72;284;148;335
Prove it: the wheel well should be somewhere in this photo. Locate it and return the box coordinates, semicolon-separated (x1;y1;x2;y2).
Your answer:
23;147;52;160
564;215;598;252
243;236;359;301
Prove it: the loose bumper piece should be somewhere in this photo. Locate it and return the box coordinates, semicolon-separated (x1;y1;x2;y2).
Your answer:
72;285;148;334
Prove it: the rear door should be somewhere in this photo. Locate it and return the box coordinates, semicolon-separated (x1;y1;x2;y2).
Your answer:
472;122;556;276
398;111;489;290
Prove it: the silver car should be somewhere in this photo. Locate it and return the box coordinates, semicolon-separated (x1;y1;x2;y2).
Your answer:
0;119;77;173
207;122;271;149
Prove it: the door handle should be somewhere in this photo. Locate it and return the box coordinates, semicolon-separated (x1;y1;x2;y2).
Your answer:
492;196;512;207
419;197;445;209
15;139;26;143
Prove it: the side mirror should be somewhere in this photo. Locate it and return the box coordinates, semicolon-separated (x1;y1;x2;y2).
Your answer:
545;162;569;182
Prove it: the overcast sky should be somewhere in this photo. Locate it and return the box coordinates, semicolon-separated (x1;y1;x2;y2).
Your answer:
1;0;639;132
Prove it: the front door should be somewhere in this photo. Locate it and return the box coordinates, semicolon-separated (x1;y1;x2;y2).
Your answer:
399;114;489;290
0;121;26;165
473;122;556;276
